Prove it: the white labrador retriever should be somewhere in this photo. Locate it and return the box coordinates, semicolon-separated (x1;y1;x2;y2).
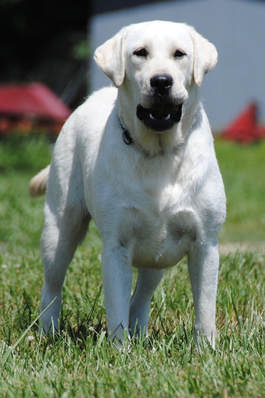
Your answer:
30;21;226;348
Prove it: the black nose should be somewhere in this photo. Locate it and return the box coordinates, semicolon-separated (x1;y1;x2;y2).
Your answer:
150;74;173;95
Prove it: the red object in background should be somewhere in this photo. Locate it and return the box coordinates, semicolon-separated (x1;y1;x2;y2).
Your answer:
0;83;71;135
257;124;265;140
222;102;265;144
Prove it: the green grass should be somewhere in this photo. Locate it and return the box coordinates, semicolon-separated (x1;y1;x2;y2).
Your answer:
0;136;264;397
215;138;265;243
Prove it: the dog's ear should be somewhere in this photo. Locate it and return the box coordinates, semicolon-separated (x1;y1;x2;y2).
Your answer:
94;30;125;87
190;27;218;87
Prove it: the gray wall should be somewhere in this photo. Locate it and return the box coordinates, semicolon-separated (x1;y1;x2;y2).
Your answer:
90;0;265;130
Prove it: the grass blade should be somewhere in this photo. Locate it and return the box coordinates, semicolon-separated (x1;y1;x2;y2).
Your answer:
1;296;57;368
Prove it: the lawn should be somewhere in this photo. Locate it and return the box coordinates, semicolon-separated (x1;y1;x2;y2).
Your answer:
0;135;264;397
215;138;265;244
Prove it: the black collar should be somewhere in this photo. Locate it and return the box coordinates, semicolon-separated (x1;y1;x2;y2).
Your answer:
119;119;133;145
122;128;133;145
119;118;173;158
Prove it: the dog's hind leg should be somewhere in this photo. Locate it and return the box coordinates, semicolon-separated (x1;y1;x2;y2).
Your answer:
40;203;90;335
129;268;164;337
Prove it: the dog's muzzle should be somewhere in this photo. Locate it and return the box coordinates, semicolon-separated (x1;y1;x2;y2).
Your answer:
137;74;183;132
136;103;182;132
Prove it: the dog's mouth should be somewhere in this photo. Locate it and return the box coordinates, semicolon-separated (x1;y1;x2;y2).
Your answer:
136;103;182;132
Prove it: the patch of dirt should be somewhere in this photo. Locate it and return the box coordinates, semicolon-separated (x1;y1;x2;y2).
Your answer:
220;242;265;255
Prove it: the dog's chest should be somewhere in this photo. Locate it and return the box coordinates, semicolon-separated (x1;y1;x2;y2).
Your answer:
120;186;198;269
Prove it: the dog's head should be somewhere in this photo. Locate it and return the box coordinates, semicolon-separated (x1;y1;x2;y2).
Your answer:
94;21;217;133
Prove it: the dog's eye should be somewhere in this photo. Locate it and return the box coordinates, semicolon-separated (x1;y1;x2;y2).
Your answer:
174;49;186;58
133;48;148;57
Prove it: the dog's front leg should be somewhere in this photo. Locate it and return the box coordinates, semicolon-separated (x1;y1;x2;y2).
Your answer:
102;245;132;343
188;240;219;349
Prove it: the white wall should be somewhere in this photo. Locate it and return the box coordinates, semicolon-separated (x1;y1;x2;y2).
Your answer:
90;0;265;130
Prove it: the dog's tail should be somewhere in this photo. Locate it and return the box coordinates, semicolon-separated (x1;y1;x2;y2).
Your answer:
29;165;50;197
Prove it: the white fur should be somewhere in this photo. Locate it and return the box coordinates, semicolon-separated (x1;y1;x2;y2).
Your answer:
29;165;50;197
37;21;226;348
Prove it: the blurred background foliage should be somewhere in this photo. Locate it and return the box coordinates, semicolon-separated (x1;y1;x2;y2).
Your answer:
0;0;91;109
